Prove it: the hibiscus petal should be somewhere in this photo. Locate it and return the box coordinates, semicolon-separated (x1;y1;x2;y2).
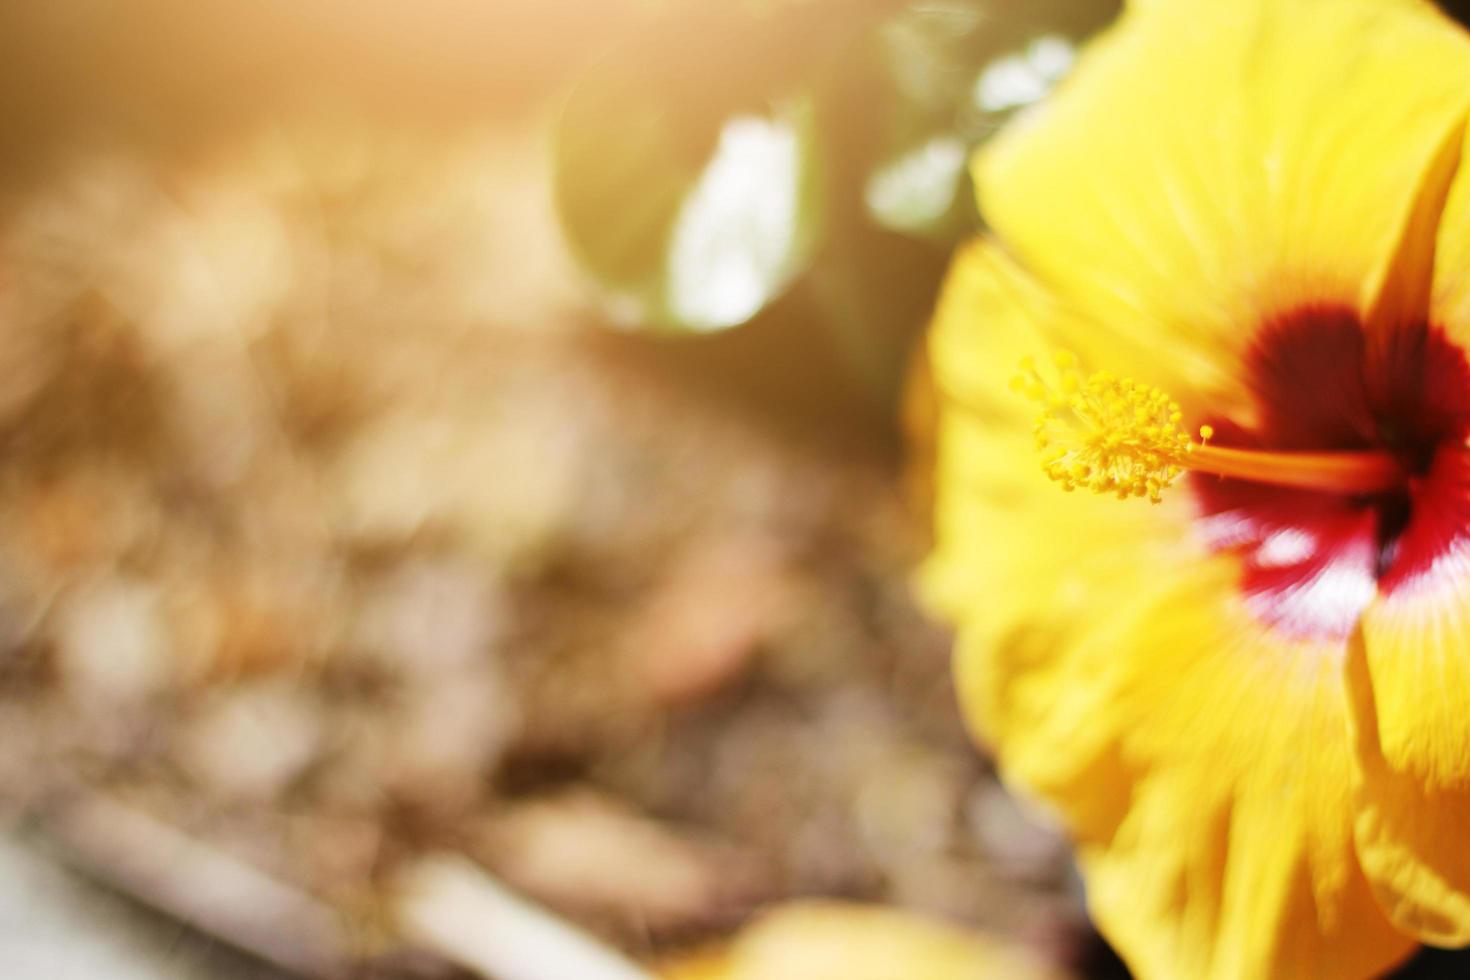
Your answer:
975;0;1470;370
922;242;1201;655
1350;447;1470;944
1077;557;1412;980
1431;119;1470;343
1348;74;1470;951
1347;624;1470;946
924;242;1188;841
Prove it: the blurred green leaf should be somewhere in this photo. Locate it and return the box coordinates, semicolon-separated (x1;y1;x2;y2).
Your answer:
879;0;994;118
660;101;824;332
966;32;1079;127
552;5;878;335
863;132;969;238
557;92;823;334
877;0;1115;136
860;0;1117;238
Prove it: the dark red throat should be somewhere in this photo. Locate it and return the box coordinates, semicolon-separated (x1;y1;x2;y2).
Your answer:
1190;306;1470;640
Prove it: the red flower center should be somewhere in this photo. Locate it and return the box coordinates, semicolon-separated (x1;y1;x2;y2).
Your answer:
1191;306;1470;640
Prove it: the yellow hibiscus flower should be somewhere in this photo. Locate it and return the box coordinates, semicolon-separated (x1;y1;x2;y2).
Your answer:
922;0;1470;977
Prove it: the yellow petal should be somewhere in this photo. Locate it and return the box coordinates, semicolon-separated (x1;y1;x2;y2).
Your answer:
658;901;1069;980
926;243;1198;842
922;242;1202;674
1347;24;1470;941
659;946;732;980
976;0;1470;365
948;515;1414;977
1349;561;1470;945
1073;556;1413;980
1433;111;1470;349
1355;46;1470;949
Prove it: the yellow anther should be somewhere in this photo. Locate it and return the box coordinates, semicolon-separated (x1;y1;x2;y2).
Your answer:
1013;352;1192;503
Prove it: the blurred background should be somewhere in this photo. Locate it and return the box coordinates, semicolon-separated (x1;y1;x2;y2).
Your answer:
0;1;1463;977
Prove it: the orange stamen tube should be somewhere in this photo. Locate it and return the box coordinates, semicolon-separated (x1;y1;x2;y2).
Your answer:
1185;442;1404;495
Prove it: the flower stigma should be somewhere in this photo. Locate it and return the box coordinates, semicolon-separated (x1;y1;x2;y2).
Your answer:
1012;351;1408;503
